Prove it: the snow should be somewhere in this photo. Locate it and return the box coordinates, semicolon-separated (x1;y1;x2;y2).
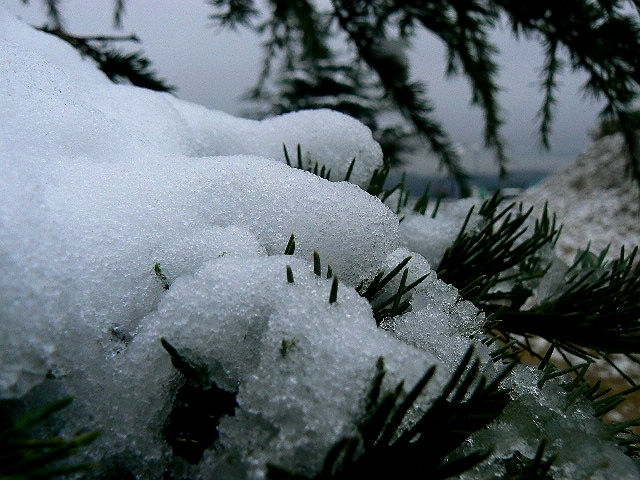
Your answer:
519;134;640;264
1;8;639;479
398;197;482;266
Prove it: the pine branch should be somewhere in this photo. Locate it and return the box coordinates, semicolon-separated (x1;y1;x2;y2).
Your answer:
36;26;174;92
267;346;515;479
496;246;640;356
407;0;508;178
331;0;472;196
494;0;640;185
29;0;640;188
0;397;99;478
437;191;560;309
537;38;563;149
154;262;171;290
21;0;64;29
531;348;640;454
208;0;259;28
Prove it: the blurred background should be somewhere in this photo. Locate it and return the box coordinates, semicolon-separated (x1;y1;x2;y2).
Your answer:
5;0;606;195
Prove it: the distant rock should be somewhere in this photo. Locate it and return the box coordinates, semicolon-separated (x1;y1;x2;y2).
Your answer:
519;134;640;264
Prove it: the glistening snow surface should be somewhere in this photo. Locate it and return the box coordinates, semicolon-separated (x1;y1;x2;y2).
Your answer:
1;9;639;479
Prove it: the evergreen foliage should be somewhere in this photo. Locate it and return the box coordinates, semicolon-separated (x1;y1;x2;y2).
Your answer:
6;182;640;477
266;346;515;479
437;190;561;311
434;189;640;427
356;255;430;325
24;1;640;191
22;1;173;92
206;0;640;195
0;396;98;479
590;109;640;141
10;4;640;473
497;245;640;357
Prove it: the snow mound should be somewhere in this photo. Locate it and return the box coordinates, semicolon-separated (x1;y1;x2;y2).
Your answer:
519;135;640;263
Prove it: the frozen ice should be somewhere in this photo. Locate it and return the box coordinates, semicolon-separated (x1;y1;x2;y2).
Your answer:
459;366;640;480
1;8;639;480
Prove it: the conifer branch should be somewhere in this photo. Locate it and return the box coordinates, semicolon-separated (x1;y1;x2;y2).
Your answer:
437;191;561;309
0;397;99;478
267;346;515;479
22;0;63;29
496;246;640;356
331;0;471;196
406;1;508;178
538;38;563;149
208;0;259;28
35;26;174;92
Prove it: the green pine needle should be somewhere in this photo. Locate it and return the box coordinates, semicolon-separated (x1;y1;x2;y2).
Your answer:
0;397;99;479
313;250;321;276
154;262;170;290
357;256;412;302
284;233;296;255
283;143;292;166
344;157;356;182
287;265;295;284
329;276;339;304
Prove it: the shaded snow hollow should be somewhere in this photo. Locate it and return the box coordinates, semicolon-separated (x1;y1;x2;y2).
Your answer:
1;9;639;479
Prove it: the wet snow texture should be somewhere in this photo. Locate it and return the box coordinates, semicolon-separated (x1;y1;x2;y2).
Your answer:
1;9;639;479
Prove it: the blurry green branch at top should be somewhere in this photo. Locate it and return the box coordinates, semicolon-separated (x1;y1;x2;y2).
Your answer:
24;0;640;196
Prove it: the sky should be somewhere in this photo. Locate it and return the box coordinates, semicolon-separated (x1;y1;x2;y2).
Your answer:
5;0;607;176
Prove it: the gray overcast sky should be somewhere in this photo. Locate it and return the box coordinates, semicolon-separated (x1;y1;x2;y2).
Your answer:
5;0;606;175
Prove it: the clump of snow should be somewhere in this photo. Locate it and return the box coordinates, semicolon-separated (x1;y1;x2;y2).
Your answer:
1;8;639;480
127;256;438;477
168;99;383;187
398;197;482;265
519;134;640;264
0;10;395;399
0;10;382;188
1;152;397;399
